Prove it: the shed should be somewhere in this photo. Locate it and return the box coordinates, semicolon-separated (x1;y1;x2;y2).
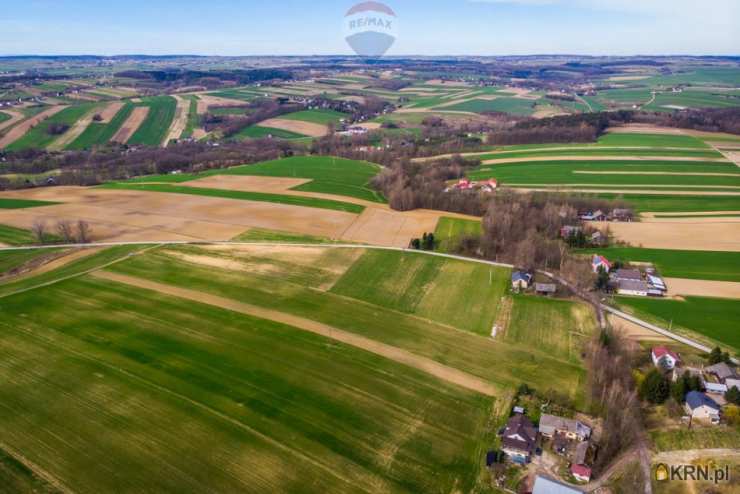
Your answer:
535;283;557;295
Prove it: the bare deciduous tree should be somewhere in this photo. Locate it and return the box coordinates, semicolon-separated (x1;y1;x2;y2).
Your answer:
76;220;91;243
56;220;75;243
31;220;47;244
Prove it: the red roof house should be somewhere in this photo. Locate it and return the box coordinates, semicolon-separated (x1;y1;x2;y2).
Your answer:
651;346;680;370
591;254;611;273
571;464;592;482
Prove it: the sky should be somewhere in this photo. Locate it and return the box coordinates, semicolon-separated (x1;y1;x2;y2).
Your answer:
1;0;738;56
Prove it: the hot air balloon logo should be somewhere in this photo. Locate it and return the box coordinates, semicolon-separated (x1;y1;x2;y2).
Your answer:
343;2;398;57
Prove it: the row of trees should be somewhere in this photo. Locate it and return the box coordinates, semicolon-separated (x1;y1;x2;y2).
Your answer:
32;219;92;244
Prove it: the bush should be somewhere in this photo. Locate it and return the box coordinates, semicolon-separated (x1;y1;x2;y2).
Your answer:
640;369;670;404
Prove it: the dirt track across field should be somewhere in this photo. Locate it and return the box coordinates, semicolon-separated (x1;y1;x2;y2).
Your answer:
258;118;327;137
0;106;67;148
665;278;740;299
110;106;148;143
0;109;25;133
93;270;499;397
47;105;101;150
163;95;190;146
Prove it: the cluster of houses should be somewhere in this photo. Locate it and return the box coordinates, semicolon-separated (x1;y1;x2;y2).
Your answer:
336;125;369;136
511;271;557;296
591;255;668;297
652;347;739;425
579;208;633;222
444;178;499;194
499;408;594;482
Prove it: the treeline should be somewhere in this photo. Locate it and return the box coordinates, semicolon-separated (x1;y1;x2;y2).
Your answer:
585;329;643;476
487;111;634;145
632;107;740;135
204;100;305;138
0;140;293;189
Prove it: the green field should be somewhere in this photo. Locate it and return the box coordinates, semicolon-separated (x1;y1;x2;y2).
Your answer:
67;103;134;150
433;217;482;253
468;159;740;189
645;90;740;111
0;243;591;491
234;125;306;140
505;295;595;363
0;198;58;210
596;133;709;148
108;246;586;396
331;249;510;335
443;97;537;115
617;296;740;354
477;147;723;160
6;103;97;151
119;156;384;204
650;426;740;453
0;248;60;274
280;109;348;125
180;96;199;139
0;112;11;125
128;96;177;146
99;182;365;214
231;228;337;244
591;194;740;213
0;224;37;245
224;156;384;203
577;247;740;283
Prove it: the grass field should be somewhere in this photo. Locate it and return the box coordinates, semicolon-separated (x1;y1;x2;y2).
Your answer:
577;247;740;282
119;156;384;204
443;97;537;115
225;156;384;203
234;125;306;140
0;243;591;491
281;109;348;125
0;272;496;493
0;198;58;210
331;249;510;335
0;224;37;245
67;103;134;150
99;182;365;214
591;194;740;213
468;159;740;188
6;103;97;151
433;217;482;253
0;112;11;125
650;426;740;453
0;248;61;274
108;247;586;397
477;147;724;160
617;296;740;354
597;133;709;148
180;96;199;139
231;228;337;244
505;295;595;363
128;96;177;146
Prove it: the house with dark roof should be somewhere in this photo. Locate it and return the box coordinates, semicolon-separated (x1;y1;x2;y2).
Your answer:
685;391;720;424
535;283;557;296
500;414;538;464
612;269;642;282
705;362;737;383
511;271;533;291
539;414;591;441
616;279;650;297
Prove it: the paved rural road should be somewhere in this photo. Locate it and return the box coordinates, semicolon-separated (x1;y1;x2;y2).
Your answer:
1;240;727;361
